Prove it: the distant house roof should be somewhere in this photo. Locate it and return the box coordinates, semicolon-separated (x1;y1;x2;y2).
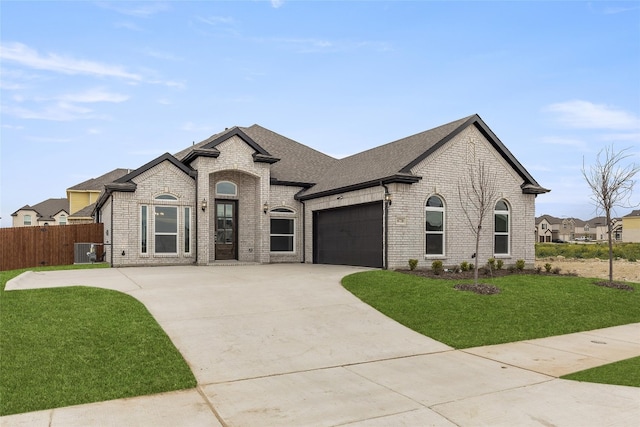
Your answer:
624;210;640;218
67;168;131;191
69;203;96;219
11;198;69;221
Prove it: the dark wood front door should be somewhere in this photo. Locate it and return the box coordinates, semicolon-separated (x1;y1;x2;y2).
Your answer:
215;200;237;260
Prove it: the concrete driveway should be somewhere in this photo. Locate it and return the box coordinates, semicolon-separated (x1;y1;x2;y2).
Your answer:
3;264;640;426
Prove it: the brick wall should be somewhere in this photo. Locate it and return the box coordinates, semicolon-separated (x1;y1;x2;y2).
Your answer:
109;160;196;267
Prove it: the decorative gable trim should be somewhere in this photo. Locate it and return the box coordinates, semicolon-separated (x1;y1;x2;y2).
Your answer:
400;114;549;195
186;127;280;165
95;153;196;213
116;152;197;184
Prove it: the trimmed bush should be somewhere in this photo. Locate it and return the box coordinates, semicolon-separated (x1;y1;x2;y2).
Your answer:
515;259;526;271
408;259;418;271
431;260;444;275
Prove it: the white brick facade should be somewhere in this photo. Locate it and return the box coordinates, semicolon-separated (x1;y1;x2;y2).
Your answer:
97;117;545;269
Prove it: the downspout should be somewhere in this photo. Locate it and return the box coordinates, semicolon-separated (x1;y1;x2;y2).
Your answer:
194;171;199;265
110;195;114;267
300;199;306;263
381;182;390;270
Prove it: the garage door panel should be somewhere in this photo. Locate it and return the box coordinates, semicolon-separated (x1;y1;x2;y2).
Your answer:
313;202;383;268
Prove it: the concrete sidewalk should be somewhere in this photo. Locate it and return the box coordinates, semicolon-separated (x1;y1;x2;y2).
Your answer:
2;265;639;426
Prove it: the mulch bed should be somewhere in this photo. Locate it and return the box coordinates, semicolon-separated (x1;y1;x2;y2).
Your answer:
397;268;635;293
594;281;635;291
453;283;501;295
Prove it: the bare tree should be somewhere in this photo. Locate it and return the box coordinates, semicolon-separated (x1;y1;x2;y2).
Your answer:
582;145;640;284
458;161;500;284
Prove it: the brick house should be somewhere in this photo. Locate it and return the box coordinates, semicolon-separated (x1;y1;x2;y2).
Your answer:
95;114;549;269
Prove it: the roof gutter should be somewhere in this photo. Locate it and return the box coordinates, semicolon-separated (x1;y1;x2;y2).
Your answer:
296;174;420;201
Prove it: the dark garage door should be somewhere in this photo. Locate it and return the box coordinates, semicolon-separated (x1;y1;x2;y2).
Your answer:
313;201;383;268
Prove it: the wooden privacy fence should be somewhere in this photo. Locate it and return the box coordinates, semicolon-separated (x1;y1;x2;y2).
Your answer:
0;223;103;271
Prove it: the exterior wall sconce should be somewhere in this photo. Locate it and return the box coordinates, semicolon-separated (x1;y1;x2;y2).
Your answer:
384;192;392;205
201;198;207;212
263;202;269;214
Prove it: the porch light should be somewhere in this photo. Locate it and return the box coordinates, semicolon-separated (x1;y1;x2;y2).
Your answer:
384;192;392;205
263;202;269;214
201;198;208;212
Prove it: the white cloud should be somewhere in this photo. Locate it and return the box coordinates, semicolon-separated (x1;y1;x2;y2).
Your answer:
545;100;640;131
271;0;285;8
197;16;236;26
3;102;106;121
0;42;142;81
96;2;170;17
57;88;129;103
540;136;588;149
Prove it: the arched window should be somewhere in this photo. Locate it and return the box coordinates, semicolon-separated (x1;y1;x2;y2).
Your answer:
425;195;445;256
155;194;177;200
494;199;510;255
216;181;237;196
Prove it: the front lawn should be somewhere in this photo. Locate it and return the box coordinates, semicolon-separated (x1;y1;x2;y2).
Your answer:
562;356;640;387
342;271;640;349
0;265;196;416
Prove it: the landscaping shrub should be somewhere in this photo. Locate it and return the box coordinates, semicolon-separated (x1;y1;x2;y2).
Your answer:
408;259;418;271
431;260;444;275
496;259;504;270
544;263;552;272
515;259;525;271
487;258;496;271
460;261;470;272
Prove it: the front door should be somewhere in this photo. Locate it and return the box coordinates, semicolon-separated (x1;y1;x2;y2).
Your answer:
215;200;237;260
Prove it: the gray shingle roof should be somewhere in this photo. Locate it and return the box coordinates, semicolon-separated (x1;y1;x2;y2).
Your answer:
69;203;96;219
12;198;69;221
67;168;131;191
175;125;337;185
298;115;473;198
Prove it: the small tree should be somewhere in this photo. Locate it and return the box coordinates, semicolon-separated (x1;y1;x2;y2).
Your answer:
582;145;640;284
458;161;499;284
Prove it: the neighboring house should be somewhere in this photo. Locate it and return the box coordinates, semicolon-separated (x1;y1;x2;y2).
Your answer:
535;214;561;242
11;198;69;227
95;114;550;269
535;215;623;242
67;169;130;223
622;210;640;243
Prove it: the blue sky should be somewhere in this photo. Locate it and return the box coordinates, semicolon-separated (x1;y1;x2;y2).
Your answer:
1;1;639;226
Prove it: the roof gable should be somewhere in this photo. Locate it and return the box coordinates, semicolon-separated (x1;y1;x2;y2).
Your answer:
114;152;196;185
298;114;549;200
12;198;69;220
180;127;279;165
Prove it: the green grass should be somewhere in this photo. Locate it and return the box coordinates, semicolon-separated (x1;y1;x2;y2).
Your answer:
561;357;640;387
342;271;640;349
0;265;197;416
536;242;640;261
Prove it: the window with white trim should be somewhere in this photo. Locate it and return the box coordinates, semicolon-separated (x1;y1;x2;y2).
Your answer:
494;199;510;255
59;214;67;225
155;206;178;253
24;214;32;226
425;196;445;256
270;207;295;253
